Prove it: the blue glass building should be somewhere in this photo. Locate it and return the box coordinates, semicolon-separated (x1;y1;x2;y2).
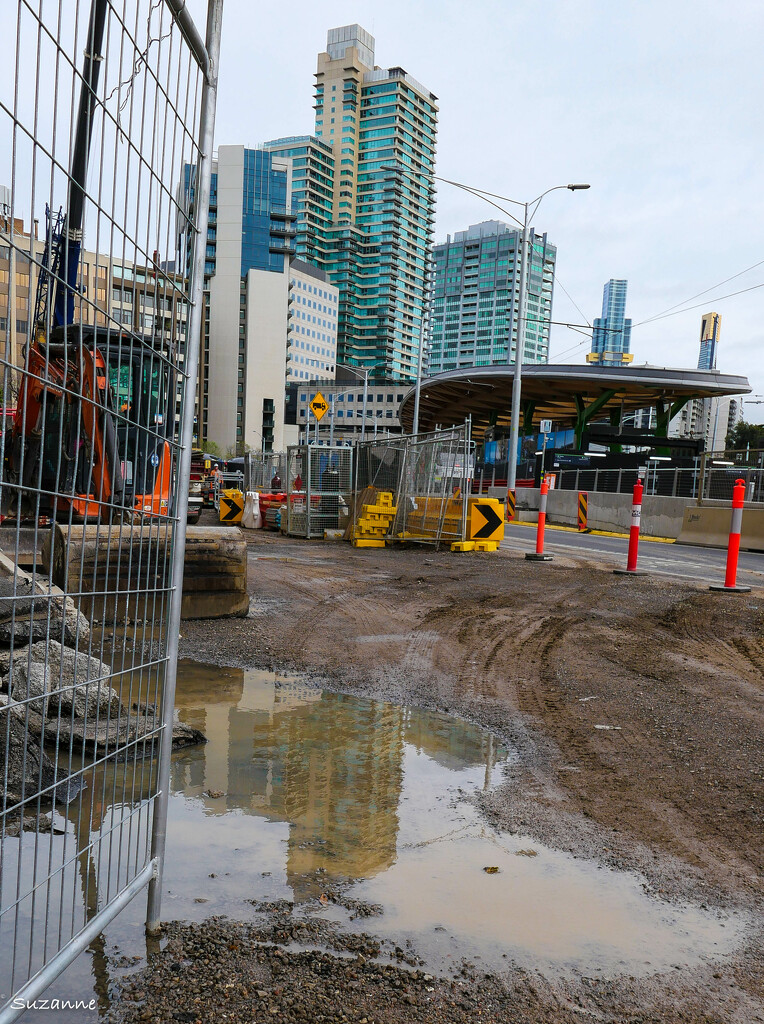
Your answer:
588;279;633;367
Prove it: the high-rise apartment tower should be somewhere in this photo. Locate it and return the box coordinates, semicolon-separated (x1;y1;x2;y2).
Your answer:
268;26;438;383
428;220;557;373
697;311;721;370
587;279;633;367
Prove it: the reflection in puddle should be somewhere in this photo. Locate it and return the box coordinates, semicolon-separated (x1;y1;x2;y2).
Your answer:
0;661;743;1020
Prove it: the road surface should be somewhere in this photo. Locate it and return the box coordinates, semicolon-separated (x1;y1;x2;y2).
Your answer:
502;521;764;588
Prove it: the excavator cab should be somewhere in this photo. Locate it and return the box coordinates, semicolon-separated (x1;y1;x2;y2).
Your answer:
106;335;174;517
9;325;173;522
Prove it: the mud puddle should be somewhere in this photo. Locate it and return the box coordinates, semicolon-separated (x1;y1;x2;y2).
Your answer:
0;661;743;1020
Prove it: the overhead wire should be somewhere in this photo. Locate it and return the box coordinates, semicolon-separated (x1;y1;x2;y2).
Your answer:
635;257;764;326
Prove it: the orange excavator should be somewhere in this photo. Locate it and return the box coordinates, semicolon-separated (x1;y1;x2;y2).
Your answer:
7;0;173;524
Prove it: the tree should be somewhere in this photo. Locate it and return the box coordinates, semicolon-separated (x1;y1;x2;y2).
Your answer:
726;421;764;452
203;439;223;458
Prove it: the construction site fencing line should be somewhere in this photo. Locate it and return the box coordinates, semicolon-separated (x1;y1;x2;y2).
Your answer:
0;1;222;1017
352;426;474;548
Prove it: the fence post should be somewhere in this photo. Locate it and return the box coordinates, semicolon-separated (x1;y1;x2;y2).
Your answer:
146;0;223;936
526;479;553;561
710;478;751;593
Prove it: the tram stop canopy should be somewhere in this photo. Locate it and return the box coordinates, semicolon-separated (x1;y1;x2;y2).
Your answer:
398;364;751;446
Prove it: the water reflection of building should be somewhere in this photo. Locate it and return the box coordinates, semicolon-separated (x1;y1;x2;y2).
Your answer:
171;666;404;900
403;708;497;773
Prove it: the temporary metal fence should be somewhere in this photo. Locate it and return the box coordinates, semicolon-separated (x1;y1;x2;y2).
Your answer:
354;425;474;547
212;470;245;510
546;449;764;504
286;446;354;538
243;451;287;492
696;449;764;505
0;1;221;1018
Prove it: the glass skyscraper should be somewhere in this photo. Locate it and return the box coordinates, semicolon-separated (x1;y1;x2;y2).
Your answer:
588;279;633;367
266;26;438;383
428;220;557;373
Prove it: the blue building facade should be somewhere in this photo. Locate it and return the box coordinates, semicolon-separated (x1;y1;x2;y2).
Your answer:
588;279;633;367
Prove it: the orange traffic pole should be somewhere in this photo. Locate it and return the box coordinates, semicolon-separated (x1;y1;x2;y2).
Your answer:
526;478;553;562
710;478;751;593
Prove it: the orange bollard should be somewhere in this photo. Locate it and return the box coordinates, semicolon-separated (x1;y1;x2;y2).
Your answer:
526;478;553;561
710;478;751;593
614;479;649;577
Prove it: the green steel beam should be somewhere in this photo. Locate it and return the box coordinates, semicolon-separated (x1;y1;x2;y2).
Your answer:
522;400;537;437
574;389;617;449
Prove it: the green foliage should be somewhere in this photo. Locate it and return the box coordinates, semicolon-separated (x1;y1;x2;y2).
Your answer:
203;439;223;458
726;420;764;451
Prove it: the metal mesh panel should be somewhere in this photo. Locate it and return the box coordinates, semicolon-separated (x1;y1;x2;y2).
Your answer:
244;451;287;492
286;446;353;538
0;1;219;1014
353;427;473;547
700;449;764;504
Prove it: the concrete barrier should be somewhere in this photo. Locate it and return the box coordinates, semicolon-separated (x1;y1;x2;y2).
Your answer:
514;488;688;539
677;505;764;552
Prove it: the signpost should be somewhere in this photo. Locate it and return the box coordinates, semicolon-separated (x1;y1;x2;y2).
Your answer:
309;391;328;445
538;419;552;481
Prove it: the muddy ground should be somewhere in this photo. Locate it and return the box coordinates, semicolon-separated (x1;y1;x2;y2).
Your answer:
113;528;764;1023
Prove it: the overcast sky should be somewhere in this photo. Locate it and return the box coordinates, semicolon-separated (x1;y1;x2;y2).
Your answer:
206;1;763;403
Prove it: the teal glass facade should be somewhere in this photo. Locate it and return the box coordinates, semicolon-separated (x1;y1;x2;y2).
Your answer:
590;279;632;366
428;221;556;373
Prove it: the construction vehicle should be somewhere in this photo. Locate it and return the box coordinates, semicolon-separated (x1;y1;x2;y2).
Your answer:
6;0;172;525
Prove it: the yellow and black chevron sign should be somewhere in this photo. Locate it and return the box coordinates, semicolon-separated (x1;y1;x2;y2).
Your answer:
219;489;243;524
506;488;516;522
577;490;589;532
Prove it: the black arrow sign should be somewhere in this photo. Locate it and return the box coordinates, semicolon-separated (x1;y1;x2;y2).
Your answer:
221;496;241;522
473;502;503;539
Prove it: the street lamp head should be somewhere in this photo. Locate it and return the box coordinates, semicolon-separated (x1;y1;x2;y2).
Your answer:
567;183;590;191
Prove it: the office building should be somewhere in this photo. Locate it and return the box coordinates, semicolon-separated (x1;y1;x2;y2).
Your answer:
1;201;187;431
200;147;300;452
268;26;438;383
263;137;335;267
287;259;338;382
587;279;633;367
286;365;409;443
428;220;557;373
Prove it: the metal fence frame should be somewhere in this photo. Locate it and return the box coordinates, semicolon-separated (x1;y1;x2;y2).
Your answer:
542;449;764;505
353;425;474;547
286;446;354;539
0;2;222;1017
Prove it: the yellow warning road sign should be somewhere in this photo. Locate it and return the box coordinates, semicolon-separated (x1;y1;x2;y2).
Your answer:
309;392;328;420
219;489;243;524
468;498;505;542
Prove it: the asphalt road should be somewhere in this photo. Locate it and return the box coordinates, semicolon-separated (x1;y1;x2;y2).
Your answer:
501;522;764;589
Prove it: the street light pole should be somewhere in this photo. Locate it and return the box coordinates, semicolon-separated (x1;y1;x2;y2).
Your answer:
509;203;530;490
362;369;368;442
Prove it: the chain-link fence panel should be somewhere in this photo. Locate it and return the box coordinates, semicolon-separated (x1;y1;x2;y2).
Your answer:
0;1;221;1016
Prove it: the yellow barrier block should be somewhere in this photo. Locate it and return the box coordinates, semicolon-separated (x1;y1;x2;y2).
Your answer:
474;540;500;552
377;492;393;507
362;504;398;516
451;541;476;552
352;538;386;548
